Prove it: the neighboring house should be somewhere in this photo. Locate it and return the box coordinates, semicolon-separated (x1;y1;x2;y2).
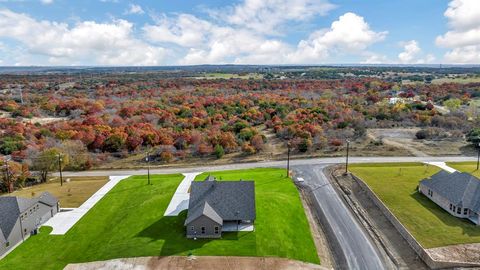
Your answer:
0;192;59;258
184;176;256;238
419;171;480;225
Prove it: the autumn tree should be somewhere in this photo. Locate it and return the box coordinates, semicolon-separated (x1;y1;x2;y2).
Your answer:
32;148;70;183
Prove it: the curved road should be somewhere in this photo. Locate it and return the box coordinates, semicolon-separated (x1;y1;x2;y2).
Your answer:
294;164;388;270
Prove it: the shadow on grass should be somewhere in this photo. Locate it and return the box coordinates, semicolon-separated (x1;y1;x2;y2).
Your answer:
136;210;251;256
411;191;480;237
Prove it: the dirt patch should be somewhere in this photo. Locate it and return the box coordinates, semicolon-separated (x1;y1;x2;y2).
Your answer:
330;166;428;269
427;243;480;264
64;256;328;270
368;128;470;157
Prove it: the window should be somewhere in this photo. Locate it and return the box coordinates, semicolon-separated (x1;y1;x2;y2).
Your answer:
214;226;219;234
464;208;468;215
457;207;461;214
201;227;206;234
453;206;456;212
449;204;452;210
5;242;9;248
190;226;195;231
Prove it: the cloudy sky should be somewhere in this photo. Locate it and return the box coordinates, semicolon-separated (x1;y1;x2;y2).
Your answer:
0;0;478;66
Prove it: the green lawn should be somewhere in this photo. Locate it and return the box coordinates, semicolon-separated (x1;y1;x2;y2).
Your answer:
0;168;318;269
350;163;480;248
447;162;480;178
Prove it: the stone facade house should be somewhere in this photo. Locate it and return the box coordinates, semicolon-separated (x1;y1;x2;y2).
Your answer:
0;192;59;258
419;171;480;225
185;176;255;238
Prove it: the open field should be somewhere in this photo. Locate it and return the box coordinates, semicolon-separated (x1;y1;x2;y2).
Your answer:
446;162;480;178
350;163;480;248
0;168;319;270
1;176;108;208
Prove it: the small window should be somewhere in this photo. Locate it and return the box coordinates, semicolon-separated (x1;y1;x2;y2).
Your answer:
214;226;219;234
5;242;9;248
464;208;468;215
453;206;456;212
457;207;461;214
190;226;195;231
201;227;206;234
449;204;452;210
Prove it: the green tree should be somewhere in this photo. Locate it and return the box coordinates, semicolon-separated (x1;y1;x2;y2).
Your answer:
443;98;462;112
467;128;480;147
33;148;70;183
214;144;225;159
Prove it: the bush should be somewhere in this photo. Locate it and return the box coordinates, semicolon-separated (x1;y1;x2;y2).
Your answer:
214;144;224;159
415;129;429;140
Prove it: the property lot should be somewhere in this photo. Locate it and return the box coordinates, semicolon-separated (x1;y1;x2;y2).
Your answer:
350;163;480;248
0;168;318;270
1;176;109;208
447;162;480;178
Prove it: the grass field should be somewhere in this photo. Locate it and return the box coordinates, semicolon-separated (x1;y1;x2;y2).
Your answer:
447;162;480;178
1;177;109;208
0;168;318;269
350;163;480;248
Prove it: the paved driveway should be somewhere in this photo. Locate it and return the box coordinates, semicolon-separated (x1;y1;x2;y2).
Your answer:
44;175;131;235
164;172;202;216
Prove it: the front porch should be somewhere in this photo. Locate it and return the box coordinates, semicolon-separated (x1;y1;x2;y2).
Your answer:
222;221;254;232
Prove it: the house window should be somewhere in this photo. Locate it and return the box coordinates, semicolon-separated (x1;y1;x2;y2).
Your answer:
5;242;9;248
449;204;452;210
214;226;219;234
464;208;468;215
453;206;456;212
457;207;461;214
201;227;206;234
190;226;195;231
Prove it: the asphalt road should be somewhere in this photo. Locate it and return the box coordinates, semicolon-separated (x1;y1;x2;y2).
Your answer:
294;164;388;270
59;155;477;176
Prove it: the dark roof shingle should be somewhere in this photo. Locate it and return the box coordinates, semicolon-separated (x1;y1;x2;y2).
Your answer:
185;180;255;225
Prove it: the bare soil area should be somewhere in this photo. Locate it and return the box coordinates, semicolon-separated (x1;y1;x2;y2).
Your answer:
368;128;471;157
64;256;328;270
330;166;428;269
427;243;480;265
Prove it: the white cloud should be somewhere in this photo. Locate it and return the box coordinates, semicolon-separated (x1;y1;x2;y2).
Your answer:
0;9;165;65
398;40;435;64
362;52;388;64
125;4;144;15
287;12;387;63
213;0;336;35
436;0;480;63
41;0;53;5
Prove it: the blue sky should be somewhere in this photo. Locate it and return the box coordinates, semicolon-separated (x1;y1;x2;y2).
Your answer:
0;0;478;66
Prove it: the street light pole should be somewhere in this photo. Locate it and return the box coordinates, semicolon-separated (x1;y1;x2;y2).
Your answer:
57;154;63;186
345;139;350;174
146;150;151;185
477;143;480;171
286;142;291;177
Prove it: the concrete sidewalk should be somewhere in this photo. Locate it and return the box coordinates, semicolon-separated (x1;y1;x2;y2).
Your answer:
164;172;202;216
423;162;457;173
44;175;131;235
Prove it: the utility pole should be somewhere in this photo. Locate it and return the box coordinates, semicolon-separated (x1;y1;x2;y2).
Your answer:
286;142;291;177
146;150;151;185
345;139;350;174
57;154;63;186
3;158;11;193
477;143;480;171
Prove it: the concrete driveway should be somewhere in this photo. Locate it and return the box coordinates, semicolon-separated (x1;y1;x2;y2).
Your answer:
164;172;202;216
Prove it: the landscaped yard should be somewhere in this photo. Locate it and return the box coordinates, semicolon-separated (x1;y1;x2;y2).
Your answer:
1;176;109;208
447;162;480;178
0;168;319;270
350;163;480;248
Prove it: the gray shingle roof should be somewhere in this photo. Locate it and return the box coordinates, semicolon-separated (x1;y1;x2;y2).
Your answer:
185;180;255;226
38;192;59;207
184;201;223;225
421;171;480;212
0;193;58;239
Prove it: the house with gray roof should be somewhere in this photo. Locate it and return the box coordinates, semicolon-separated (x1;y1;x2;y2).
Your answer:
185;176;255;238
0;192;59;258
419;171;480;225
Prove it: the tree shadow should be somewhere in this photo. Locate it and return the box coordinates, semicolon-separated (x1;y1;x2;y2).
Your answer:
410;191;480;237
136;210;249;256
